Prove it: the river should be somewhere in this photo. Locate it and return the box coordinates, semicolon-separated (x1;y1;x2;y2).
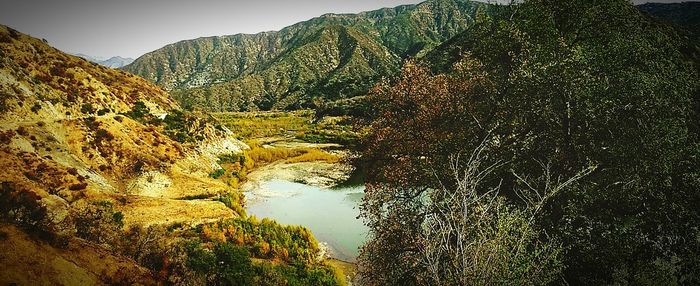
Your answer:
245;179;368;262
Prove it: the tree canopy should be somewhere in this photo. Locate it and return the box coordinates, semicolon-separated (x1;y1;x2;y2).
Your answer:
358;0;699;284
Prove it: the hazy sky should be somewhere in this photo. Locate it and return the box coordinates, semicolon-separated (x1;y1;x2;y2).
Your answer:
0;0;690;59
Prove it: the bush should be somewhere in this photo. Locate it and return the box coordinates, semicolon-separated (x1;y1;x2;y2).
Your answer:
183;238;340;286
209;168;226;179
119;225;170;273
214;243;254;286
0;130;15;144
123;101;149;121
0;182;48;230
80;103;95;114
216;192;246;217
70;200;123;245
68;182;87;190
30;103;41;113
198;217;320;264
186;240;216;274
358;1;700;284
95;128;114;140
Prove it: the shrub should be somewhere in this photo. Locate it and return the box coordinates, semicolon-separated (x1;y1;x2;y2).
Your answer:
0;90;11;113
30;103;41;113
0;33;11;43
68;182;87;190
129;101;149;118
80;103;95;114
120;225;170;273
0;182;49;230
358;1;700;283
67;167;78;176
16;126;28;136
0;130;15;144
209;168;226;179
214;243;254;285
95;128;114;140
70;200;123;245
186;240;216;274
216;192;246;217
7;28;20;39
198;217;320;264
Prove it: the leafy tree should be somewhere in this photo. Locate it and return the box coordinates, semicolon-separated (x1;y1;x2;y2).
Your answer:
186;240;216;275
213;243;254;286
358;0;700;284
119;225;169;273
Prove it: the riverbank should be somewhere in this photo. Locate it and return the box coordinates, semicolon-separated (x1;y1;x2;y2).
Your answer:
212;111;364;284
243;160;351;192
240;140;366;283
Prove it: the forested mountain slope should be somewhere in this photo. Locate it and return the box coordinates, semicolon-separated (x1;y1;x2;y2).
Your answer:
124;0;486;111
638;2;700;35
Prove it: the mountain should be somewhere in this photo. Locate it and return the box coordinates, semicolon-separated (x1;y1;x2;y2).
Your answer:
74;53;104;63
425;1;700;73
74;53;135;68
0;25;247;284
637;2;700;35
99;56;134;68
123;0;487;111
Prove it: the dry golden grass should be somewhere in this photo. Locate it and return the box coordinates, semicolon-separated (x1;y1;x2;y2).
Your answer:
0;223;156;285
212;111;313;139
286;148;339;164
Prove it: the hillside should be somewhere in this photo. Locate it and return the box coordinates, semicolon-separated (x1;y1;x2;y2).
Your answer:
0;25;249;283
0;223;156;285
426;2;700;73
638;2;700;35
124;0;486;111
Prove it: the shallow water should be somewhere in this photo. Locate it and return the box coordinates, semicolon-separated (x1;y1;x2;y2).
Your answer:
245;179;368;262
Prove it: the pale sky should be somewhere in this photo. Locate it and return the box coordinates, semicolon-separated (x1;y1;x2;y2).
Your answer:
0;0;690;59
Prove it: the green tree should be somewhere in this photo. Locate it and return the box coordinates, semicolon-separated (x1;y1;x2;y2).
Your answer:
214;243;254;286
358;0;700;284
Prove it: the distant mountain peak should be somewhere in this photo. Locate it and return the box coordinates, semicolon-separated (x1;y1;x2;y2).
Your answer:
73;53;134;68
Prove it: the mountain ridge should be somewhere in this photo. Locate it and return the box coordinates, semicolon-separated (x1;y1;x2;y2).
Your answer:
98;56;134;68
637;2;700;35
74;53;135;68
123;0;487;111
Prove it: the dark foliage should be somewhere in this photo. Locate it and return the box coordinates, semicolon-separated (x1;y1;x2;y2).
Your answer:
358;0;700;284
